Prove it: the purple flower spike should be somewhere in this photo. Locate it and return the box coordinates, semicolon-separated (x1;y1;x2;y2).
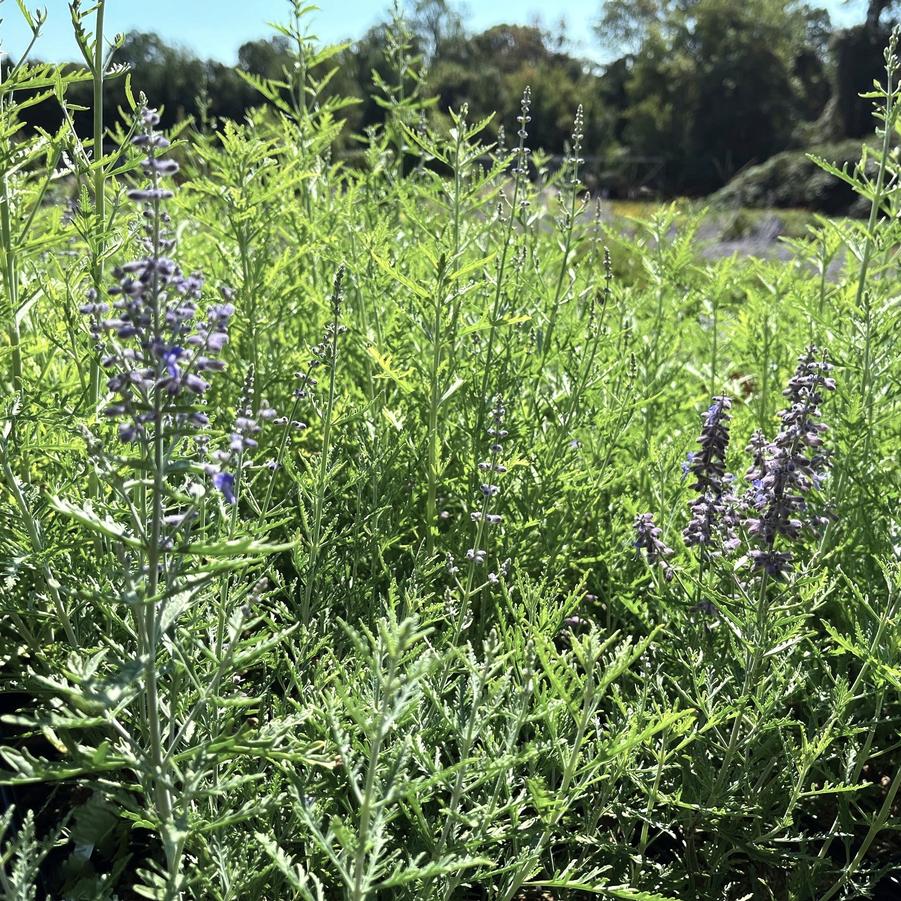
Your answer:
742;346;836;578
463;394;509;586
81;105;233;452
635;513;674;581
682;395;738;553
685;396;733;496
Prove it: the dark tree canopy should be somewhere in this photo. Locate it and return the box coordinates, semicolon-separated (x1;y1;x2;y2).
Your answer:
8;0;893;200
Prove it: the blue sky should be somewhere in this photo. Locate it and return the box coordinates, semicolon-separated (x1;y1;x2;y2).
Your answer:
1;0;869;64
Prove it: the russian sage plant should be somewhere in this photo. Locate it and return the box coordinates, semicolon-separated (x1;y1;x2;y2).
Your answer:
2;5;900;900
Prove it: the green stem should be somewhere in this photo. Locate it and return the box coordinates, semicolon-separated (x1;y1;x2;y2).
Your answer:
425;265;446;553
710;293;718;397
758;313;770;432
238;235;258;406
0;177;21;392
0;62;20;391
710;571;769;803
814;593;898;861
819;765;901;901
473;135;527;466
350;655;395;901
142;183;175;881
537;148;582;378
89;1;107;411
261;376;306;520
500;653;596;901
445;111;467;372
635;730;669;882
843;43;898;515
545;281;607;469
0;442;76;645
301;272;343;625
0;0;49;396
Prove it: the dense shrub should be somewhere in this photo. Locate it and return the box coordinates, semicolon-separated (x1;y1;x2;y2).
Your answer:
713;140;874;214
1;5;899;901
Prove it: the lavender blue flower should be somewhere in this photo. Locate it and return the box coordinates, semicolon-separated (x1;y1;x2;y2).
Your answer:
742;346;836;577
685;396;732;495
684;490;740;552
635;513;674;581
682;395;739;553
566;105;585;188
512;87;532;183
83;107;234;457
212;472;236;505
206;371;276;504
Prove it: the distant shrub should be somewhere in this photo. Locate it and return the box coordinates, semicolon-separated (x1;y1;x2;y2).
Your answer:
714;140;874;214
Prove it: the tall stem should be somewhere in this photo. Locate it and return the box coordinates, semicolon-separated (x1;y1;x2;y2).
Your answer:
539;195;576;367
710;571;769;802
854;52;896;483
500;654;596;901
474;124;527;465
819;765;901;901
89;1;107;411
143;187;175;876
350;651;395;901
536;134;582;379
0;444;76;644
635;730;669;882
425;265;446;552
0;36;22;393
0;175;21;392
710;293;718;397
301;271;343;624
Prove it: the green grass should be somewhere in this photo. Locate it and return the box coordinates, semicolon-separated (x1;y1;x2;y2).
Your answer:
0;7;899;901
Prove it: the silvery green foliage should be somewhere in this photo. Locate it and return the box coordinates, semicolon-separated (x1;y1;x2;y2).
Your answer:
0;809;49;901
1;5;900;901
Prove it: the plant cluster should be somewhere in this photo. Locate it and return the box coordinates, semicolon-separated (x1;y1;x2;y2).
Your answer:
0;4;899;901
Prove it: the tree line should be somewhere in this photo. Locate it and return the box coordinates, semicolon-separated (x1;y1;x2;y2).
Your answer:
9;0;901;197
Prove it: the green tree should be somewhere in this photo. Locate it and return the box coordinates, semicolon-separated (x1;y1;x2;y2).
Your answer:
428;23;614;158
409;0;464;60
826;0;899;138
598;0;833;193
237;36;292;80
